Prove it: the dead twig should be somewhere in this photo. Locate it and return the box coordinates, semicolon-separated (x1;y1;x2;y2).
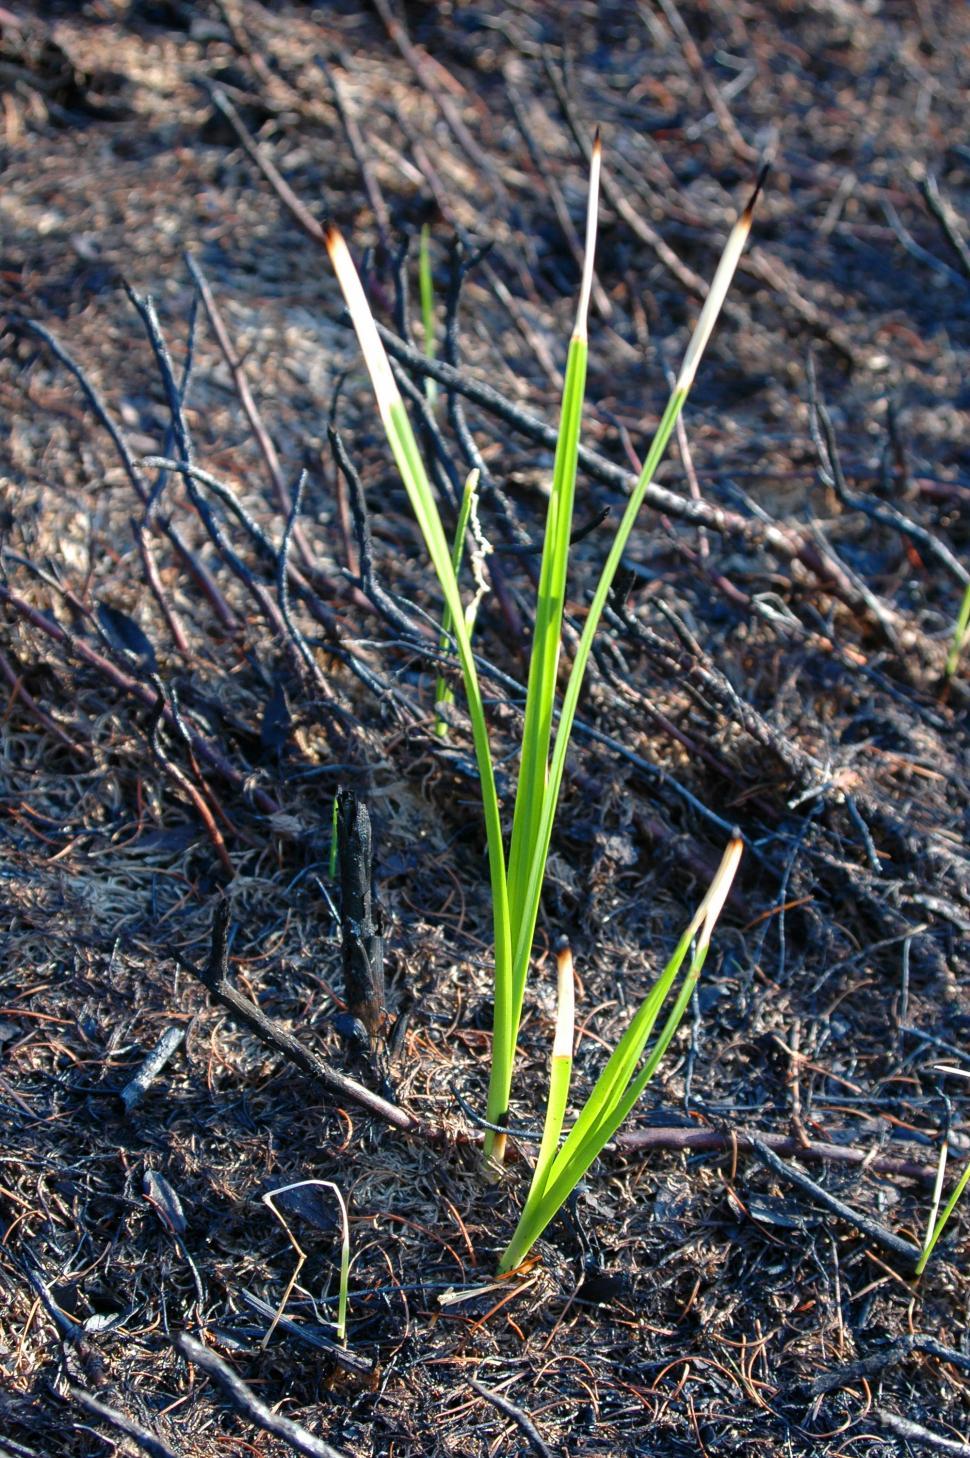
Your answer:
469;1377;557;1458
0;579;280;816
751;1138;923;1267
120;1025;186;1115
920;173;970;280
874;1410;970;1456
615;1125;937;1183
175;1333;350;1458
809;1333;970;1396
67;1387;179;1458
0;646;86;754
174;900;434;1140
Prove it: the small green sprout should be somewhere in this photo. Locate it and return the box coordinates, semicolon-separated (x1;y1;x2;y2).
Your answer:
916;1065;970;1276
419;222;437;407
435;469;484;738
945;580;970;678
326;136;762;1267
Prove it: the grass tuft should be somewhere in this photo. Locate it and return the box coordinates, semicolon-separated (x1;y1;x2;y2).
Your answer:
327;145;762;1267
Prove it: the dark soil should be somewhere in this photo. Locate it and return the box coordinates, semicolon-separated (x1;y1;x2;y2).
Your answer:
2;2;969;1455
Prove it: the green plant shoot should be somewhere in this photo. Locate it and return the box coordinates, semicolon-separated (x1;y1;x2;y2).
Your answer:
916;1065;970;1275
945;580;970;678
329;794;340;879
326;139;764;1192
419;222;437;407
435;469;481;738
917;1147;970;1276
498;834;742;1272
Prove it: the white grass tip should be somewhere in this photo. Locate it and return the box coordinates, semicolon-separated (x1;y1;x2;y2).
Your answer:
573;131;602;341
694;833;744;953
325;225;401;423
674;172;765;396
552;940;575;1061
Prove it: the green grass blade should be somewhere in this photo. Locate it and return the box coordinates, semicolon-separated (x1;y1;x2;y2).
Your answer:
483;135;602;1163
517;940;575;1223
498;836;742;1273
419;222;437;407
511;175;764;990
505;333;587;937
328;795;340;879
945;580;970;677
916;1153;970;1275
435;470;479;737
325;227;514;1138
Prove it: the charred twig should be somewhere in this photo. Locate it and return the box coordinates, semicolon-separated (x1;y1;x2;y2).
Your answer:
133;518;189;654
809;1333;970;1396
650;0;756;161
873;1410;970;1456
751;1137;923;1266
920;173;970;280
67;1388;179;1458
550;49;857;361
884;201;968;289
0;580;280;816
237;1290;372;1378
144;286;200;520
615;1125;937;1184
148;690;235;876
469;1378;556;1458
0;646;86;753
175;1333;350;1458
809;359;968;590
503;66;612;320
141;456;342;633
337;789;385;1040
14;1249;85;1342
542;47;708;300
317;55;391;252
276;470;319;676
127;287;297;645
14;317;236;632
184;252;346;598
119;1025;186;1115
174;901;432;1139
370;0;504;199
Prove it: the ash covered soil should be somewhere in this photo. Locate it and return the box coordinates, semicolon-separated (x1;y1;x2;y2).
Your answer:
1;2;969;1455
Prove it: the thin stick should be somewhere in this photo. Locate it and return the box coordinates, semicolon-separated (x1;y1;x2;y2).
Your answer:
0;646;86;753
149;693;235;876
175;1334;350;1458
469;1378;556;1458
615;1125;937;1184
175;901;432;1139
874;1410;970;1457
68;1388;179;1458
317;57;392;252
751;1138;923;1266
120;1026;186;1114
0;581;280;815
185;253;332;587
16;317;237;632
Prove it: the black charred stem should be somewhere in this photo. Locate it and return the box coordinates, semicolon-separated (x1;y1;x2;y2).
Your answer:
336;789;391;1094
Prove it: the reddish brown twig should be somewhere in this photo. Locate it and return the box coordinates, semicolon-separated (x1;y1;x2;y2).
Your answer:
616;1125;937;1185
0;646;87;754
0;581;281;817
